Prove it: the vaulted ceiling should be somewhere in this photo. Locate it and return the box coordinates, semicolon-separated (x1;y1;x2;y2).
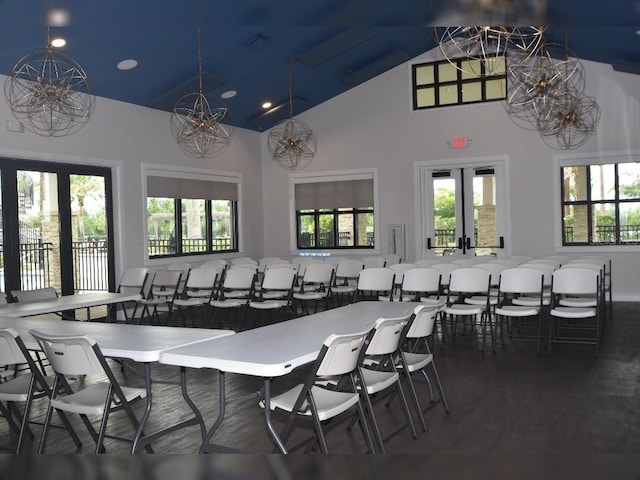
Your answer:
0;1;638;132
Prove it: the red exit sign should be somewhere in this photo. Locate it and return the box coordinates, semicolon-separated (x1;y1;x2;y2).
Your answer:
450;136;470;149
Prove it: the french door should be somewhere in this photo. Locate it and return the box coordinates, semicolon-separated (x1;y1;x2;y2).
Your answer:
0;158;115;299
419;160;507;259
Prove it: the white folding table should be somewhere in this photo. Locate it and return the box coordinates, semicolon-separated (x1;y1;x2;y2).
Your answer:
0;292;141;319
159;301;419;453
0;316;234;452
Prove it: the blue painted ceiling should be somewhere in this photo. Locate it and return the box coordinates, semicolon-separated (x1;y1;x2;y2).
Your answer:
0;1;638;132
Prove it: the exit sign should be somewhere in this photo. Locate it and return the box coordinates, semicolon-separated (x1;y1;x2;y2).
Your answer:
450;136;470;149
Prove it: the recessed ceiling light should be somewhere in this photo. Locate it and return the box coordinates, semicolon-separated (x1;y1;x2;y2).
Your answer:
221;90;237;99
50;38;66;48
262;101;272;109
117;59;138;71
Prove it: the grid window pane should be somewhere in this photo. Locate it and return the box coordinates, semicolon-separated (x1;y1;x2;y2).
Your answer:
485;78;506;100
619;202;640;243
618;163;640;200
563;166;589;201
438;62;458;82
357;212;374;247
591;203;616;244
439;85;458;105
211;200;233;251
147;197;176;255
590;164;616;201
416;87;435;108
181;199;206;253
415;64;434;85
564;204;589;243
462;82;482;102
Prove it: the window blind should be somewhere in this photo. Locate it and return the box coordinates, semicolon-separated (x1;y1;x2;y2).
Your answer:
295;178;373;210
147;176;238;201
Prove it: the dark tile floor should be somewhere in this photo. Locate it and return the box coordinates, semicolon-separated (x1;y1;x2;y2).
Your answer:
2;302;640;479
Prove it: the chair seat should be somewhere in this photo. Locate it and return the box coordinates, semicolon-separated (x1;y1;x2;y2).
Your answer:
260;291;288;300
0;374;52;402
248;300;289;310
173;298;207;307
464;296;498;306
418;297;446;309
559;298;598;308
136;297;171;306
332;286;357;294
445;304;484;316
512;296;551;307
224;290;251;299
359;368;399;394
401;352;433;373
270;384;360;421
210;299;247;308
495;305;540;317
550;307;597;319
50;382;146;416
185;290;213;298
293;291;328;301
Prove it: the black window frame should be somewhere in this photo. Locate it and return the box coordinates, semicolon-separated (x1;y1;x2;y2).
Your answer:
561;162;640;246
412;56;508;110
296;207;374;250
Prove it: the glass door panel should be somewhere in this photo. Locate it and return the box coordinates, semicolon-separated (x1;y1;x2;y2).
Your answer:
70;174;108;294
17;170;61;292
422;163;505;259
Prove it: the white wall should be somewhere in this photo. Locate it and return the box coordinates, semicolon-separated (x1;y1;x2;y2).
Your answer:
0;77;265;281
260;51;640;300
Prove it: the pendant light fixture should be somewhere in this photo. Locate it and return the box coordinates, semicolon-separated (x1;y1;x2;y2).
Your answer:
170;27;233;158
4;27;95;137
267;60;317;171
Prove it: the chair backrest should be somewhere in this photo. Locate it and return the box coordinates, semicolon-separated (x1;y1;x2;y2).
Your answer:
222;267;256;290
167;262;191;274
404;305;438;340
363;316;408;356
388;263;418;284
498;267;543;295
230;257;257;266
150;270;182;297
357;268;395;292
429;263;460;286
525;258;561;269
301;263;334;285
260;267;296;290
185;267;219;290
551;267;599;295
30;330;103;376
490;259;520;268
264;262;297;272
316;329;370;377
519;263;555;286
0;328;28;367
118;267;149;294
473;263;505;286
507;255;535;264
363;256;386;268
452;258;483;267
258;257;283;273
335;259;364;279
0;293;8;305
414;258;444;267
201;259;228;269
381;254;401;266
11;287;58;303
400;267;441;294
448;267;491;294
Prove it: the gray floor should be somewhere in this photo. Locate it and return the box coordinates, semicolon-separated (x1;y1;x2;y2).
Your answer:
1;302;640;478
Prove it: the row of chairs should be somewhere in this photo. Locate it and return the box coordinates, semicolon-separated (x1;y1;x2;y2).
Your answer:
269;304;449;453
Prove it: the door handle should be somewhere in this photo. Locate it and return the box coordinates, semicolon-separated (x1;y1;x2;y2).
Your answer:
499;236;505;249
457;237;463;250
465;237;472;250
427;238;433;250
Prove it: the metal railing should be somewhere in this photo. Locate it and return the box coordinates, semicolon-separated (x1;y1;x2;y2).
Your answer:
72;240;108;291
17;241;52;290
564;225;640;243
148;237;233;256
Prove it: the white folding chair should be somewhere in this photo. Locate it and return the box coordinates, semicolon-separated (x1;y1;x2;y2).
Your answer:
135;269;182;325
167;262;191;296
173;266;220;327
355;316;417;453
270;329;374;454
331;259;364;306
549;267;602;356
209;266;257;330
444;267;493;352
381;254;401;266
354;267;395;302
0;328;81;453
379;263;417;302
292;263;334;315
396;305;450;432
362;256;386;268
113;267;149;323
29;330;149;453
494;267;545;354
246;268;296;329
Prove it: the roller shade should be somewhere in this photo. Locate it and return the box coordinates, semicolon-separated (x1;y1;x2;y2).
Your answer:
295;178;373;210
147;176;238;201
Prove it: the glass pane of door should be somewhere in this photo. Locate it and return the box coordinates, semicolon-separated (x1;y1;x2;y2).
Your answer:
18;170;61;291
70;174;108;294
432;175;459;256
472;171;498;256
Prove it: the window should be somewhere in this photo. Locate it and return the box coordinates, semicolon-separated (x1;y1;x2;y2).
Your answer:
561;162;640;245
412;57;507;110
294;174;375;250
146;175;238;257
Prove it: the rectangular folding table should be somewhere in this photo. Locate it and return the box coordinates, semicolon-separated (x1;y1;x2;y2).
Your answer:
0;292;141;319
159;301;420;453
0;316;235;452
